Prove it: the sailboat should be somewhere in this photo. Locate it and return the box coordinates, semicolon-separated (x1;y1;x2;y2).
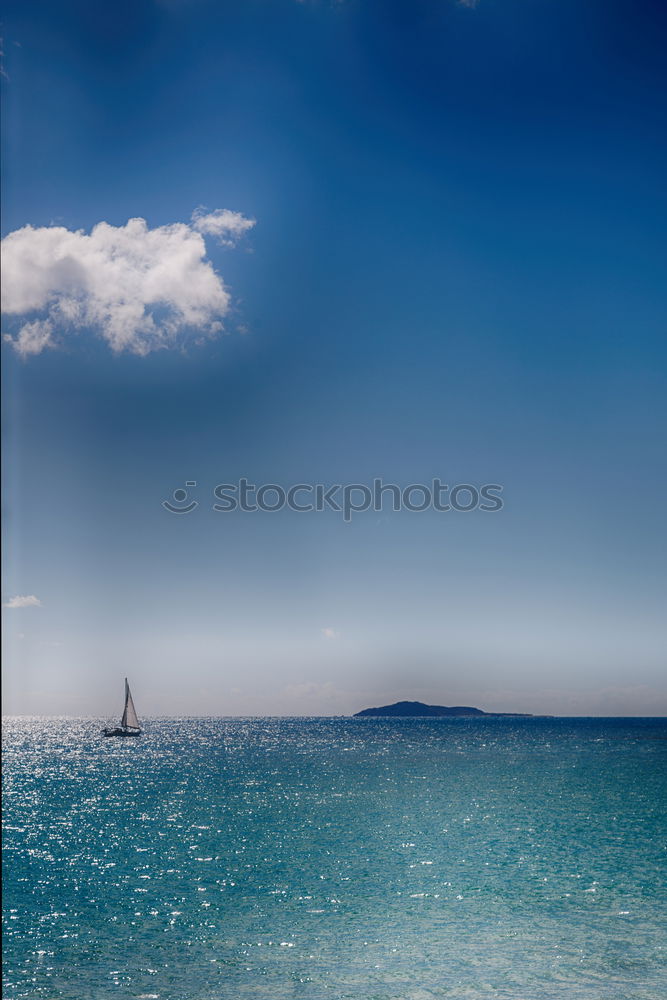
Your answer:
102;678;142;737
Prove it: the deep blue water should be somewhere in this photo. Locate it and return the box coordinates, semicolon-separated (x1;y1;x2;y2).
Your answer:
3;717;666;999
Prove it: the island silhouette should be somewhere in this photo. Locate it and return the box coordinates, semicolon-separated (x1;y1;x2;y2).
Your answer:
353;700;535;718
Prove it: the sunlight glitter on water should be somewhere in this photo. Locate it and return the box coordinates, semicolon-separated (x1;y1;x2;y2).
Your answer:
3;716;667;999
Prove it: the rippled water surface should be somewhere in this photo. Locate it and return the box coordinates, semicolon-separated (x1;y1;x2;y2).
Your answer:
3;717;666;999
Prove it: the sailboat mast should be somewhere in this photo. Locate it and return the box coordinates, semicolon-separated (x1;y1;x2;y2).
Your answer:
120;678;140;730
103;678;141;737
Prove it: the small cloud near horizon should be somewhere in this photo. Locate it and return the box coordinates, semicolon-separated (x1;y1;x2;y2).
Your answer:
3;594;42;608
321;627;339;639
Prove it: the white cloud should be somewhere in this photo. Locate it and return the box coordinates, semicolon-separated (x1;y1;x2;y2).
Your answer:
191;207;255;246
3;594;42;608
321;627;339;639
1;209;254;357
4;319;54;356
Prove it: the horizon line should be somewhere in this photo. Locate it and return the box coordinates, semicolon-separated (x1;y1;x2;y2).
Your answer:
3;713;667;720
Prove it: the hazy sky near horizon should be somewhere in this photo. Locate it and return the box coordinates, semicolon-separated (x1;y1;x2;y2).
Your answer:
2;0;666;717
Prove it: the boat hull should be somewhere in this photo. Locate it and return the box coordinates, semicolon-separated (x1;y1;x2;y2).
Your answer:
102;727;141;737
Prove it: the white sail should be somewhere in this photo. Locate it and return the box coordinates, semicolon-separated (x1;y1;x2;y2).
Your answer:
121;678;140;729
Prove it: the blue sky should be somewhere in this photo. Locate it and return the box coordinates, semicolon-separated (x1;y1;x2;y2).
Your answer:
2;0;666;716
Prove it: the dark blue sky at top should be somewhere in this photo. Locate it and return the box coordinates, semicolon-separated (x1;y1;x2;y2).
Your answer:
2;0;666;715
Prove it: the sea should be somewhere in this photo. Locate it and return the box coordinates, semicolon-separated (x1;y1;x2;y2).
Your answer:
3;716;666;1000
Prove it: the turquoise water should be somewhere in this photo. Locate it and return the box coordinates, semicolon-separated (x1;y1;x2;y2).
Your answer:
3;717;666;1000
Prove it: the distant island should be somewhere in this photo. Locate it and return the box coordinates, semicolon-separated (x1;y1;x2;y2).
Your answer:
353;700;535;718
